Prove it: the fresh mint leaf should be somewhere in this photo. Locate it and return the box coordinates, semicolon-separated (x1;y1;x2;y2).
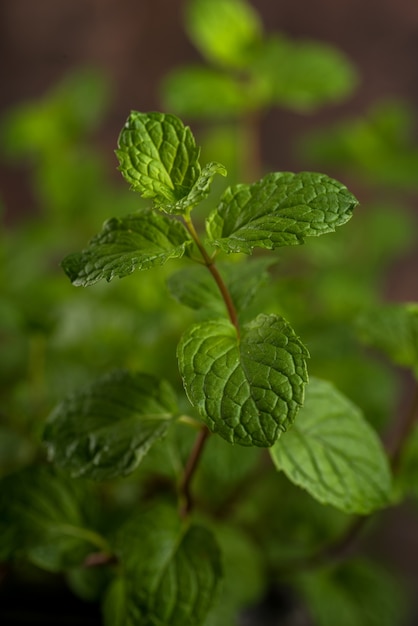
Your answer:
270;378;392;514
116;503;222;626
170;161;227;214
185;0;262;69
206;172;358;254
116;111;199;203
251;35;357;111
43;370;178;481
356;303;418;378
167;258;271;315
62;209;191;286
116;111;226;213
177;314;309;446
0;467;105;572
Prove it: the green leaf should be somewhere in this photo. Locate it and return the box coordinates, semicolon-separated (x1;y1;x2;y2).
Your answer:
206;172;358;254
185;0;262;69
356;303;418;378
170;161;227;215
177;313;309;446
270;378;392;514
223;258;273;314
251;35;357;112
167;258;272;315
116;111;199;202
116;111;226;214
115;503;222;626
61;209;191;286
44;370;178;481
161;66;251;118
297;559;406;626
0;467;106;571
168;264;223;314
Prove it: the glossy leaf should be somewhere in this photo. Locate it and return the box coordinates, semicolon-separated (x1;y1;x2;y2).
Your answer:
169;161;227;215
62;209;191;286
44;370;178;480
116;111;199;204
185;0;262;69
270;378;392;514
178;314;309;446
206;171;358;254
116;111;225;214
357;303;418;378
114;503;222;626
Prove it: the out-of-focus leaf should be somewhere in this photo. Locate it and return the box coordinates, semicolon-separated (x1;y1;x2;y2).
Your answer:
185;0;262;68
251;35;357;111
44;370;178;480
270;378;392;514
356;303;418;378
298;559;406;626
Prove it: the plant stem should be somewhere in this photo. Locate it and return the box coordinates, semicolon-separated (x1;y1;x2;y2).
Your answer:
83;552;118;568
183;214;240;334
179;426;210;517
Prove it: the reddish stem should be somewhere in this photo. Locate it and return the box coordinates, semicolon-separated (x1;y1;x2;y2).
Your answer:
183;215;240;335
179;426;210;517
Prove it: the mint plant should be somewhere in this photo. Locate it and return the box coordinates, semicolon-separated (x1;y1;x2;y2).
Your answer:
1;10;417;622
26;108;402;624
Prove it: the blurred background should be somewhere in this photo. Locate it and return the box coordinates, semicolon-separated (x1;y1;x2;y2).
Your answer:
2;0;418;223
